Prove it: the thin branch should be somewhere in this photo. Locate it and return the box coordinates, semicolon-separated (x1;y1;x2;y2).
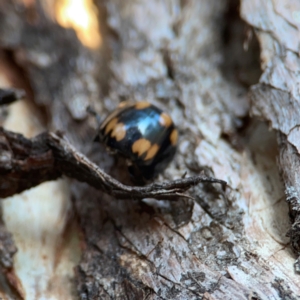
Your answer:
0;127;226;200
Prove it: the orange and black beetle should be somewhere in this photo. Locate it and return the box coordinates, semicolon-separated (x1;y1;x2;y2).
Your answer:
95;101;178;183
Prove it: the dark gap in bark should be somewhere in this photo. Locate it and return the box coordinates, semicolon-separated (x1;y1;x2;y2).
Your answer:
1;49;49;127
220;114;252;151
220;0;262;149
162;49;175;81
221;0;262;88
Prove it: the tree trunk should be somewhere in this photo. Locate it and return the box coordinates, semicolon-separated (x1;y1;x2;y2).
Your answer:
0;0;299;299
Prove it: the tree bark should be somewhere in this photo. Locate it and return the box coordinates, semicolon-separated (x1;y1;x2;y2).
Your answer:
241;0;300;269
0;0;299;299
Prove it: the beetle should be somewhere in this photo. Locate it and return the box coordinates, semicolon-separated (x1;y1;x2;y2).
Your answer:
94;101;178;184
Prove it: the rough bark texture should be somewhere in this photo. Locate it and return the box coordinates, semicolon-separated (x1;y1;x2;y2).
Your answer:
0;0;299;299
241;0;300;268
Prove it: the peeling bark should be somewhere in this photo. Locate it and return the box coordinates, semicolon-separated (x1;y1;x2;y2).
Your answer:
241;0;300;268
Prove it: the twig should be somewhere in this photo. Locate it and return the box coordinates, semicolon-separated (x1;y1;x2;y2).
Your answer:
0;128;226;200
